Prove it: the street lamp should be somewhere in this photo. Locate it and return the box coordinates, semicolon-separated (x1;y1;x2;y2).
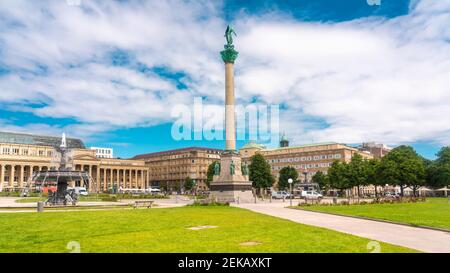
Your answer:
193;179;197;196
288;178;293;206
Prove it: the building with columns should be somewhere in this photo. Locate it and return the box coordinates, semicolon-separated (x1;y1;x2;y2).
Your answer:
0;131;149;192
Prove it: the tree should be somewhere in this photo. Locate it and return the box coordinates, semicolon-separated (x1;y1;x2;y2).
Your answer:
379;145;425;196
346;154;369;197
427;147;450;189
327;160;351;196
278;166;299;190
206;161;219;188
184;177;195;192
312;171;328;192
366;158;382;197
249;153;275;194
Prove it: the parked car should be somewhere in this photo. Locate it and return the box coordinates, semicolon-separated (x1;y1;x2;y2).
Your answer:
131;189;146;195
74;187;88;196
271;191;292;199
145;187;161;194
300;191;323;199
385;192;400;199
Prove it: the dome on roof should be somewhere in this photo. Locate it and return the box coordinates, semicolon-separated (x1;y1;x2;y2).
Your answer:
280;133;289;147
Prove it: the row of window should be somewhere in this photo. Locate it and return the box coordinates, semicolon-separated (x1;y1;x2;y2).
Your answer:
267;154;341;164
95;149;111;154
272;162;333;171
1;147;53;157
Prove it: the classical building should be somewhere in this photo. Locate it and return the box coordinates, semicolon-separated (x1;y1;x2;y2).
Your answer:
0;131;149;192
240;139;373;187
358;142;391;158
133;147;221;191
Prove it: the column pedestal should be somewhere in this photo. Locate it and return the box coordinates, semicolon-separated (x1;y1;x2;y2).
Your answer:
209;151;253;203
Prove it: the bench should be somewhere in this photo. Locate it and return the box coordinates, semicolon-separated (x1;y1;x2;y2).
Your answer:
133;200;154;209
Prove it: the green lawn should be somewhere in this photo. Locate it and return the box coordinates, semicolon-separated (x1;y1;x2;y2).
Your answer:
296;198;450;231
15;194;168;203
0;206;416;253
15;197;107;203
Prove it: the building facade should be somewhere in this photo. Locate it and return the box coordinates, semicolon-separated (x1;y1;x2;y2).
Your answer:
0;132;149;192
358;142;391;158
240;141;373;187
90;147;114;158
133;147;222;191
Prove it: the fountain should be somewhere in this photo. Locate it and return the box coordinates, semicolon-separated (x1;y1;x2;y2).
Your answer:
30;133;92;206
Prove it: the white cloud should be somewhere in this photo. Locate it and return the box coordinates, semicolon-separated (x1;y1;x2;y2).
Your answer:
0;0;449;147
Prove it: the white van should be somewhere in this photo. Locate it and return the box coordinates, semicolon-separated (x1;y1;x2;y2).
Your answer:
300;190;322;199
145;187;161;194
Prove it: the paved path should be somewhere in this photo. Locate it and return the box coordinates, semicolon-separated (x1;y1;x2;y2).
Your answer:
0;195;193;213
233;202;450;253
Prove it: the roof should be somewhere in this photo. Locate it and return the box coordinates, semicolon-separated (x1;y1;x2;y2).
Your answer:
241;142;266;150
264;142;340;151
132;146;223;159
0;131;86;149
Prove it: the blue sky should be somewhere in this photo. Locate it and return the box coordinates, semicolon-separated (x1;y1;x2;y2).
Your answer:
0;0;449;159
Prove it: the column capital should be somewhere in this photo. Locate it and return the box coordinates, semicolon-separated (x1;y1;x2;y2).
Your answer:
220;45;238;64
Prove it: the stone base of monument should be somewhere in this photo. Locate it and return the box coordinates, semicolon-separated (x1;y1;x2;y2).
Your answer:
209;151;254;203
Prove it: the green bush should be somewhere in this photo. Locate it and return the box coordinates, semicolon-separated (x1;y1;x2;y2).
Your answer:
117;193;168;199
0;191;20;197
189;200;230;206
101;195;118;202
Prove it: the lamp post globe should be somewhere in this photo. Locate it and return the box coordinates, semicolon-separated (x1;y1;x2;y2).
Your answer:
288;178;293;206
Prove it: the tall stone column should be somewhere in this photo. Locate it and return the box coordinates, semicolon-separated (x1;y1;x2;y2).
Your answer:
9;165;15;188
0;164;4;192
221;36;239;151
19;165;24;188
103;168;107;192
210;25;253;203
126;169;130;188
116;169;120;188
118;169;122;188
225;62;236;151
88;165;92;190
80;165;85;187
96;166;100;192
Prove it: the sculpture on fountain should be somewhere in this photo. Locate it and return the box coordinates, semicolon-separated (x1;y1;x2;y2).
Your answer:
30;133;92;206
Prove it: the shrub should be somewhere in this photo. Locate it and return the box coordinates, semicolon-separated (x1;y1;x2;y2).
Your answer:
101;195;118;202
189;200;229;206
